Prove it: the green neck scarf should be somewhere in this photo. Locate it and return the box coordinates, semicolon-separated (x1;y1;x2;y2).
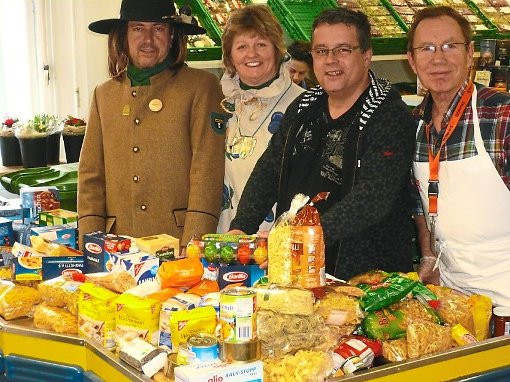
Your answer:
240;71;280;90
127;56;171;86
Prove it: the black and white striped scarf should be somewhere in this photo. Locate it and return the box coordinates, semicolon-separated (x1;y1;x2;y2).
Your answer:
296;70;392;132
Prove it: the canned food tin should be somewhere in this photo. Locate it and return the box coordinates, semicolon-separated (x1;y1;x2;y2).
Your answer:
188;333;219;362
493;307;510;337
219;288;256;342
219;338;261;363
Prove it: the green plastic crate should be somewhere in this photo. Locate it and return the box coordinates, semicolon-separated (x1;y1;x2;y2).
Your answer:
0;163;78;212
268;0;338;41
424;0;498;40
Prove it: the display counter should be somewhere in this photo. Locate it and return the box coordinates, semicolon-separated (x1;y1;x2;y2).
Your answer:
2;313;510;381
0;317;150;382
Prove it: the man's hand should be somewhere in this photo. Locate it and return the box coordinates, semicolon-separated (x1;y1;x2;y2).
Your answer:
418;251;440;285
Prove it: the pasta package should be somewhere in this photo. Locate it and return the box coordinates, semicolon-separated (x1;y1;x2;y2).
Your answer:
38;276;81;315
78;282;119;350
358;273;418;312
263;350;334;382
115;293;161;346
382;339;408;362
0;280;41;320
291;192;328;289
85;271;136;293
315;291;364;326
257;310;332;357
392;298;442;325
33;304;78;334
30;235;82;257
268;194;309;285
362;308;407;340
255;285;315;316
469;294;492;341
406;319;452;358
427;285;474;333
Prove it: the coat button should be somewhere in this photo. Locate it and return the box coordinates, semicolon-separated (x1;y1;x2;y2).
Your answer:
140;204;147;211
133;175;139;183
134;118;140;125
132;91;137;97
133;146;140;153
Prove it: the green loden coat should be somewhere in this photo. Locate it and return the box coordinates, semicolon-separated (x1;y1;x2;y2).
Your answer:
78;66;226;247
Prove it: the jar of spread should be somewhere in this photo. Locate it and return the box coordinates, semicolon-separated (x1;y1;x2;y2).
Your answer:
493;307;510;337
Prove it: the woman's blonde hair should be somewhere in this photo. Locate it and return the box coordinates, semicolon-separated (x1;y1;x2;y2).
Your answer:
107;23;188;80
222;4;286;77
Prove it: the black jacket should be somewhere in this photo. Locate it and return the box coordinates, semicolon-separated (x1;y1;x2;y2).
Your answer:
231;72;417;280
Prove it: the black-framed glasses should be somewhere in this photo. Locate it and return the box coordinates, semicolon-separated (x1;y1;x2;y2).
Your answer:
412;42;468;55
311;45;360;58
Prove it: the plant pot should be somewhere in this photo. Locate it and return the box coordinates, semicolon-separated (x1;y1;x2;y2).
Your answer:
0;135;22;166
63;134;84;163
46;132;62;165
18;136;48;168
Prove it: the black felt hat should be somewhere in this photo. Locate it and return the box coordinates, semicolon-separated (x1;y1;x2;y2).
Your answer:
88;0;205;35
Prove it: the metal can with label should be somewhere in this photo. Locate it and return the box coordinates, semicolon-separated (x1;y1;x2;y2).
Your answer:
188;333;219;363
219;287;256;342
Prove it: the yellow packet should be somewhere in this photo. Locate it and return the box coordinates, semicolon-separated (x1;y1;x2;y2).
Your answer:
451;323;478;346
469;294;492;341
78;282;118;350
169;306;217;350
115;293;161;346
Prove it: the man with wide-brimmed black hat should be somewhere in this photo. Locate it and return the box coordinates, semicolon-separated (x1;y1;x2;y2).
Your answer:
78;0;226;248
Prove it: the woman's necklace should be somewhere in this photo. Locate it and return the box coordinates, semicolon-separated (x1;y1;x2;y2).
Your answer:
223;82;292;159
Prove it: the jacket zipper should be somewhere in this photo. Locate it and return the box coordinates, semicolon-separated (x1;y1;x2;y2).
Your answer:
334;127;362;276
277;123;294;197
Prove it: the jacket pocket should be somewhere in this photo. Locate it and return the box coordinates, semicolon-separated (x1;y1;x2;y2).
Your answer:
173;209;187;228
106;217;116;233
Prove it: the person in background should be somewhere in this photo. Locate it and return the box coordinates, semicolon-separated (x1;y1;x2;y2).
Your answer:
229;8;416;280
407;6;510;307
78;0;225;247
287;40;317;89
217;4;304;233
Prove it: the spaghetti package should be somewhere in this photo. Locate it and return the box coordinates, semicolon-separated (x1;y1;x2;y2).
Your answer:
33;304;78;334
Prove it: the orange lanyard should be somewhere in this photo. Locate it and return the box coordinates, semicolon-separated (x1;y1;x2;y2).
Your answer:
426;82;474;216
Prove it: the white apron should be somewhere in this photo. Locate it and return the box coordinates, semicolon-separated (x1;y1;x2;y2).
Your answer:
413;87;510;307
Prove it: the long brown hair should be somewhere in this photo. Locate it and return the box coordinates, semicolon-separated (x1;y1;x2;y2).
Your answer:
107;22;188;80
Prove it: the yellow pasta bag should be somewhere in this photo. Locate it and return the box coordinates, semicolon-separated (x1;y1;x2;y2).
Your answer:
0;280;41;320
33;304;78;334
115;293;161;346
78;282;118;350
38;276;81;315
469;294;492;341
30;235;82;257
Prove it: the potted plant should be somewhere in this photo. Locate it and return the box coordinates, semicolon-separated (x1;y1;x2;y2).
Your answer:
0;117;22;166
62;116;86;163
15;114;58;168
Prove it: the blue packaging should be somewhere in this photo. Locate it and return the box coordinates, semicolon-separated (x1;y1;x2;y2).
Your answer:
20;186;60;223
217;264;266;289
31;224;77;249
0;218;14;247
83;231;131;273
42;256;84;280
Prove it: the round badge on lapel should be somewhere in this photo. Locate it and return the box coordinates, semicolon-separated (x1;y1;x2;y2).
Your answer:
149;99;163;112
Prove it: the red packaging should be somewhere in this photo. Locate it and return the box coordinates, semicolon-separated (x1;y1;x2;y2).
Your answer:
332;335;381;374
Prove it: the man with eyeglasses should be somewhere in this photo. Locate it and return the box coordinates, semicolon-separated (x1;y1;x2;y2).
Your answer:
228;7;417;280
407;6;510;307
